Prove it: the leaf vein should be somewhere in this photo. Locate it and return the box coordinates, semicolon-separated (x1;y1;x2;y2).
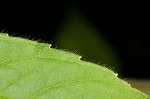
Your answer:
27;79;102;99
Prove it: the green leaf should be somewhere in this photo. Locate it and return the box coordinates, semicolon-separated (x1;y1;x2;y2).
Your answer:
0;33;149;99
53;7;122;73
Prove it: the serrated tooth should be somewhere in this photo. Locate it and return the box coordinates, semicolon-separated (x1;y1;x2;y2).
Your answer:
79;56;82;60
115;73;118;77
128;84;131;87
49;44;52;48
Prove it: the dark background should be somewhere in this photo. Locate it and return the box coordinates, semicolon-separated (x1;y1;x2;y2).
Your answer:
0;1;149;78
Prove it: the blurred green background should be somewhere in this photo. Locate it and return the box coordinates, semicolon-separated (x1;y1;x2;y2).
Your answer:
52;7;122;74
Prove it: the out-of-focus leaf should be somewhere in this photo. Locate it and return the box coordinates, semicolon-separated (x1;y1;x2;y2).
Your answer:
53;8;122;73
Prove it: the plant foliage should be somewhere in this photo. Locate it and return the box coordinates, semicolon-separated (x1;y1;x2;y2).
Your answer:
0;33;149;99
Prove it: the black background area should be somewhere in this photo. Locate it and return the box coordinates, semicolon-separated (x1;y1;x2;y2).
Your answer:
0;1;149;78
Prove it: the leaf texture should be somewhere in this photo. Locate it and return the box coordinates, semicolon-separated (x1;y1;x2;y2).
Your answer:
0;33;149;99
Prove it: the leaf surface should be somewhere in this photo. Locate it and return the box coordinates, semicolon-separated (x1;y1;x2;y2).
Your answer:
0;33;149;99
